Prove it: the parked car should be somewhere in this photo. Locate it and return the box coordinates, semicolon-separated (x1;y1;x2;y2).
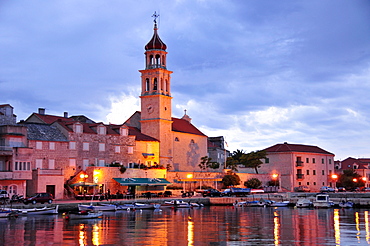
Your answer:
320;186;337;193
23;193;53;205
202;189;222;197
337;187;346;192
294;186;311;192
362;187;370;192
221;188;251;197
0;190;9;203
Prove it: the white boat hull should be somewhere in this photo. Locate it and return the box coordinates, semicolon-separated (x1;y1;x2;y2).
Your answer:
78;204;117;211
67;211;103;220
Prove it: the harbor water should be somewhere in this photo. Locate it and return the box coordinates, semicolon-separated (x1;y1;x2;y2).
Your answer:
0;206;369;245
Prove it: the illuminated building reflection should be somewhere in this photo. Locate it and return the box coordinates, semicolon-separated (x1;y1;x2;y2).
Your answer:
187;218;194;246
273;210;281;245
333;209;340;245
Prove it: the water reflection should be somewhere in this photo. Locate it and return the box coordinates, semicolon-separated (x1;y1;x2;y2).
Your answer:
1;207;370;245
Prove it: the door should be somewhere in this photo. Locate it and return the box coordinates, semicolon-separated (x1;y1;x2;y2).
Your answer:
46;185;55;198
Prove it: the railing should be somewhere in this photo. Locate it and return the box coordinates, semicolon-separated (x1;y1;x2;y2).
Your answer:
296;174;305;180
37;169;63;175
0;171;32;180
296;161;304;167
0;146;12;151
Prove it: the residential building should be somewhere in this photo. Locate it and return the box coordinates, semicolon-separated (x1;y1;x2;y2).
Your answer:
259;142;335;192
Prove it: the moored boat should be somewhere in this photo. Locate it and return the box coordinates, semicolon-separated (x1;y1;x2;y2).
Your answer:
6;205;59;215
296;198;313;208
66;210;103;220
78;204;117;211
339;200;354;208
161;200;191;208
0;208;12;218
268;201;290;207
133;203;161;209
313;193;334;208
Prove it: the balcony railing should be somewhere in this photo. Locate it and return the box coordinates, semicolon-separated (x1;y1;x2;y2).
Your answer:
296;160;304;167
296;174;305;180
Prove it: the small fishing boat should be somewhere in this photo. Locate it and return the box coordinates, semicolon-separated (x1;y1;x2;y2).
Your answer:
134;203;161;210
339;200;354;208
78;204;117;211
296;198;313;208
7;205;59;215
0;208;12;218
313;194;334;208
257;199;275;207
190;202;204;208
162;200;191;208
66;210;103;220
268;201;290;207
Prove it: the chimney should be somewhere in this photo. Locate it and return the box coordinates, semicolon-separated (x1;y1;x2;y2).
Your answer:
64;112;68;118
38;108;45;115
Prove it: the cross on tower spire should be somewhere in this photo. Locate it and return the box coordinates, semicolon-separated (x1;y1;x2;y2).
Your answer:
152;11;159;24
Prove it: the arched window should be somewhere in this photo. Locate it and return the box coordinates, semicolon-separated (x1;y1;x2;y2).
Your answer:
145;78;150;91
153;78;158;90
8;185;17;197
155;54;161;66
162;55;166;66
175;137;179;142
161;78;164;91
165;80;169;92
149;55;154;66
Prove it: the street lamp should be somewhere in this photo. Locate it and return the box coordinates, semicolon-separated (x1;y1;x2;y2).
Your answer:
331;174;338;188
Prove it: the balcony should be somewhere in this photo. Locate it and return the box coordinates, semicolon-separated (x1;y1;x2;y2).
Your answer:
0;146;13;156
296;174;305;180
296;160;304;167
0;171;32;180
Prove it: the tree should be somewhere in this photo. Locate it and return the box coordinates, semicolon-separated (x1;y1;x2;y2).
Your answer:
222;173;241;187
198;156;220;171
337;169;365;189
244;178;262;189
240;150;267;174
225;149;246;171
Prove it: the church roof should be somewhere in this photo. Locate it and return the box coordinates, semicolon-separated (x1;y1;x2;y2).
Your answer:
172;117;206;136
127;126;159;141
145;24;167;51
264;142;334;155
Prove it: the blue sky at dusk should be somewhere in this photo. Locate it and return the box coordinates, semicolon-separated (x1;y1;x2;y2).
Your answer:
1;0;370;160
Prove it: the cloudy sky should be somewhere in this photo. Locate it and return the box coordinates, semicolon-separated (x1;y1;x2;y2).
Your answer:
1;0;370;160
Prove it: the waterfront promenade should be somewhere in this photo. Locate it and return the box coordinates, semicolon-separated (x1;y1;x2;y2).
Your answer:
6;191;370;212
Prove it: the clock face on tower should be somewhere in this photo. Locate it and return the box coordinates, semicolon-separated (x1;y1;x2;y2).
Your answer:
147;104;154;114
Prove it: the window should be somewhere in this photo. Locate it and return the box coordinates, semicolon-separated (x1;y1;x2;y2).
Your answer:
36;142;42;150
190;139;195;144
49;142;55;150
314;182;316;185
98;160;105;167
115;146;120;153
306;158;309;163
36;159;43;169
329;159;332;164
69;141;76;150
306;170;310;175
83;142;89;151
313;170;316;175
312;158;316;163
120;127;128;136
99;143;105;152
48;159;55;169
322;158;324;164
153;78;158;90
75;124;83;133
128;146;133;154
98;126;105;135
307;182;310;185
69;158;76;167
322;170;325;175
145;78;150;91
265;158;269;164
175;137;179;142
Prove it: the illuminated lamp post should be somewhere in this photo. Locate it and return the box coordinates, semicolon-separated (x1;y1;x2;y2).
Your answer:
187;174;193;192
272;173;279;192
331;174;338;188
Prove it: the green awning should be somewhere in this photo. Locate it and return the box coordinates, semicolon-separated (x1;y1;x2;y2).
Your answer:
113;178;171;186
70;182;98;187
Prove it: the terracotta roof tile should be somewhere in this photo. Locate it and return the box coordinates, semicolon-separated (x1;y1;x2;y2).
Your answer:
127;126;158;141
264;142;334;155
172;117;206;136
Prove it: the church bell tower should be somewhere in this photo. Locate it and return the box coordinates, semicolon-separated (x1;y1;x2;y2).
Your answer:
139;13;173;166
